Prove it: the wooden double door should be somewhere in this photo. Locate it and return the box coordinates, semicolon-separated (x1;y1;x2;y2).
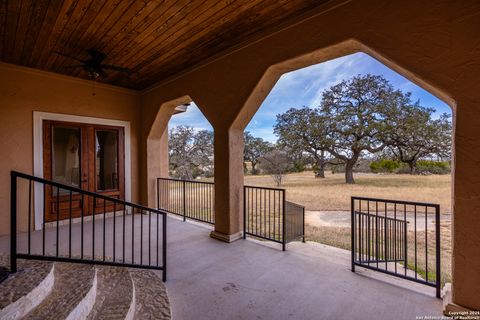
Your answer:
43;120;125;222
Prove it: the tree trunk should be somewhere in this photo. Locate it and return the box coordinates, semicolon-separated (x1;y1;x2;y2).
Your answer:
345;161;355;184
251;162;257;175
408;161;417;174
314;150;326;178
315;161;326;178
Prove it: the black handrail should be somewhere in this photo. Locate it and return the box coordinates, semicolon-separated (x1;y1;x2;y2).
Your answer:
351;196;440;298
11;171;167;281
157;177;214;185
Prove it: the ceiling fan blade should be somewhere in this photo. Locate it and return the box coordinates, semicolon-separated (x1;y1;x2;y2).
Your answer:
101;64;133;75
88;50;107;63
52;51;85;63
63;64;85;69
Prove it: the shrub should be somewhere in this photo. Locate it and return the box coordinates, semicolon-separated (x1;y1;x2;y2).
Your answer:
293;162;306;173
416;160;450;174
369;159;401;173
395;163;412;174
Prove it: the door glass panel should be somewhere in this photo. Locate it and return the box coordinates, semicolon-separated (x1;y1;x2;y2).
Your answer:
96;130;118;191
52;126;81;193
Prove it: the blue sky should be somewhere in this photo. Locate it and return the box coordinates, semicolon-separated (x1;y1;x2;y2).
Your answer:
169;52;452;142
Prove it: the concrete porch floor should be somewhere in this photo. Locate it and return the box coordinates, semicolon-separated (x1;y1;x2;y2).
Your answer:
1;215;443;319
163;217;442;320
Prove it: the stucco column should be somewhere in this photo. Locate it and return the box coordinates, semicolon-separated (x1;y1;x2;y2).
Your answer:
146;126;169;208
210;127;244;242
146;101;182;208
448;102;480;312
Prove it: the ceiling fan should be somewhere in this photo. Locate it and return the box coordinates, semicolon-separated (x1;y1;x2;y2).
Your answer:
53;49;133;80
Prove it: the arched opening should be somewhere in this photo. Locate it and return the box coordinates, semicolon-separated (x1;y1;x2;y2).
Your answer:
239;44;454;296
146;96;192;208
148;97;216;225
167;102;214;181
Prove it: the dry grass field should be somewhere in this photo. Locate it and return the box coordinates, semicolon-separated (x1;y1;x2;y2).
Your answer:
244;171;452;213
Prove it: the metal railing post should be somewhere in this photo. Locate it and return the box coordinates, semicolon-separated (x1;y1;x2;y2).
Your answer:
157;178;160;210
10;172;17;273
435;205;441;298
404;210;408;272
243;186;247;239
183;180;186;221
282;190;286;251
351;197;355;272
163;211;167;282
302;206;306;243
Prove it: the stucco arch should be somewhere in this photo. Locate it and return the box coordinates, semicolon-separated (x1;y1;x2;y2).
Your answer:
145;95;215;208
146;95;192;208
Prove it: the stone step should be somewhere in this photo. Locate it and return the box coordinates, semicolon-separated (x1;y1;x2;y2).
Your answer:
87;266;134;320
0;258;54;320
24;263;97;320
0;254;171;320
129;269;171;320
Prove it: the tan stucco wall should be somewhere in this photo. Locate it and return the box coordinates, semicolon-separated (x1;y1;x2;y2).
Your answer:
139;0;480;310
0;62;142;235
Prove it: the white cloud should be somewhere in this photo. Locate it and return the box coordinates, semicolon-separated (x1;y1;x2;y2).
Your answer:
169;52;451;143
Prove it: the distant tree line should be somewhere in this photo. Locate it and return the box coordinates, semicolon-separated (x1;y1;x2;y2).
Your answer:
169;74;452;185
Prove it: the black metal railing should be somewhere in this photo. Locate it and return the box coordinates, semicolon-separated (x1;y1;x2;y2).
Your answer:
157;178;305;250
351;196;440;298
11;171;167;281
243;186;305;251
355;210;407;263
157;177;214;224
285;201;306;244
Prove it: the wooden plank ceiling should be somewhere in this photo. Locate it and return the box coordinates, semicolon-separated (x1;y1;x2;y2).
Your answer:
0;0;329;90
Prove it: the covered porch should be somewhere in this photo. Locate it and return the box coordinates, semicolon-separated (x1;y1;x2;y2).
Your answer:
0;0;479;316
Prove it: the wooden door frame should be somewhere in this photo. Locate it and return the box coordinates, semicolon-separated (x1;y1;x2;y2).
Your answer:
33;112;131;230
42;121;126;222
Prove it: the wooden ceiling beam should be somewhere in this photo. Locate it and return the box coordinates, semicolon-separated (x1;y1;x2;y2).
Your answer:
27;0;64;66
133;0;305;84
109;0;215;70
0;1;7;57
3;0;23;62
35;0;78;68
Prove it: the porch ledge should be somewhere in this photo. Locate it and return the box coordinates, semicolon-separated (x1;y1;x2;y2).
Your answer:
209;231;243;243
